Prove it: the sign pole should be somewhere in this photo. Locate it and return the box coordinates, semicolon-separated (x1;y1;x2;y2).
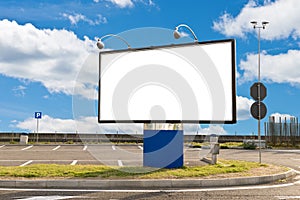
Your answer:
250;21;269;164
34;112;42;143
36;118;39;143
257;27;261;163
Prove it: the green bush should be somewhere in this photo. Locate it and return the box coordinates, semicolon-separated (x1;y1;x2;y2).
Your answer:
220;145;229;149
65;140;74;144
243;143;256;150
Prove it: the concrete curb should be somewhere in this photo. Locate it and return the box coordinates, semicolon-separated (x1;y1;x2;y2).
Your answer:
0;169;296;189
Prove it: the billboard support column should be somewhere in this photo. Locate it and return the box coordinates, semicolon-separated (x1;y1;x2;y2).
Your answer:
143;123;183;168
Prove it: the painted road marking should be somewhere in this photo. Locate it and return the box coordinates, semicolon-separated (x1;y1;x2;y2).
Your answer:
112;145;116;150
70;160;78;165
20;160;33;167
117;160;123;167
21;145;33;151
275;196;300;199
52;145;61;151
15;196;77;200
83;145;87;151
0;181;296;192
138;145;143;150
0;145;5;149
0;159;136;163
0;160;98;162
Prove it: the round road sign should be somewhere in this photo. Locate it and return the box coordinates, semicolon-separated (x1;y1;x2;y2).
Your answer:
250;82;267;101
250;101;267;120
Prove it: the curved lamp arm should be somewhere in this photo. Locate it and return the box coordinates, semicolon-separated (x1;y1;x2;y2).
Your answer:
174;24;198;42
97;34;131;49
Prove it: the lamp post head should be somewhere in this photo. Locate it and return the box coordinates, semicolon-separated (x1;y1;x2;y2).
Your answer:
250;21;258;28
173;28;181;39
173;24;198;42
250;21;269;29
97;39;105;49
96;34;131;50
262;21;269;29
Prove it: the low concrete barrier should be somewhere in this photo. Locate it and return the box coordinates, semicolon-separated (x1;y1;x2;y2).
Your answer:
0;169;296;189
0;132;263;144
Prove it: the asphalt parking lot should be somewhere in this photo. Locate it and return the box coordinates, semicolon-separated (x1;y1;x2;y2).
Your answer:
0;144;205;167
1;144;300;200
0;144;299;171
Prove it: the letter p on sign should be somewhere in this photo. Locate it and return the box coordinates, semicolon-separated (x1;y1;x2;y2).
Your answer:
35;112;42;119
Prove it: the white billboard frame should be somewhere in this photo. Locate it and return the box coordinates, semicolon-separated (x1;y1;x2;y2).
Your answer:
98;39;236;124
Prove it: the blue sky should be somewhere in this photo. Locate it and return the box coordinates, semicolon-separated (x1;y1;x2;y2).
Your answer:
0;0;300;135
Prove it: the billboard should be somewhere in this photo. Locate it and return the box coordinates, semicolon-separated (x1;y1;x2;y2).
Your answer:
98;39;236;124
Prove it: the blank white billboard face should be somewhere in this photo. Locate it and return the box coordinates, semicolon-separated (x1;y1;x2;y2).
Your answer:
99;39;236;124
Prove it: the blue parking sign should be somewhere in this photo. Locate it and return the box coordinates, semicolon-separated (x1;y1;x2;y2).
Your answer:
35;112;42;119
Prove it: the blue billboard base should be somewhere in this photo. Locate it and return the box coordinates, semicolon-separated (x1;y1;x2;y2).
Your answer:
143;130;183;168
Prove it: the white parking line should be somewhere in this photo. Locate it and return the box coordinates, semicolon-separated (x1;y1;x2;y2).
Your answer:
70;160;78;165
52;145;61;151
112;145;116;150
117;160;123;167
275;196;300;199
83;145;87;151
20;160;33;167
21;145;33;151
15;196;77;200
0;145;5;149
138;145;143;150
0;182;296;193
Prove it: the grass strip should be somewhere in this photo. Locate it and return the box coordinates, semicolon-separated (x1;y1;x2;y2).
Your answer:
0;160;282;179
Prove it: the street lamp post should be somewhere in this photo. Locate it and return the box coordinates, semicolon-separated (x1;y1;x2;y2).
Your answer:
250;21;269;163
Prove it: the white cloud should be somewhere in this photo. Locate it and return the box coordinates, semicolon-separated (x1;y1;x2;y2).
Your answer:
62;13;85;25
15;115;76;133
148;0;155;6
14;114;225;135
104;0;155;8
12;85;27;97
237;96;254;120
270;112;296;122
108;0;134;8
183;124;227;135
239;50;300;84
213;0;300;40
200;125;226;135
13;115;143;134
62;13;107;25
0;19;98;99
